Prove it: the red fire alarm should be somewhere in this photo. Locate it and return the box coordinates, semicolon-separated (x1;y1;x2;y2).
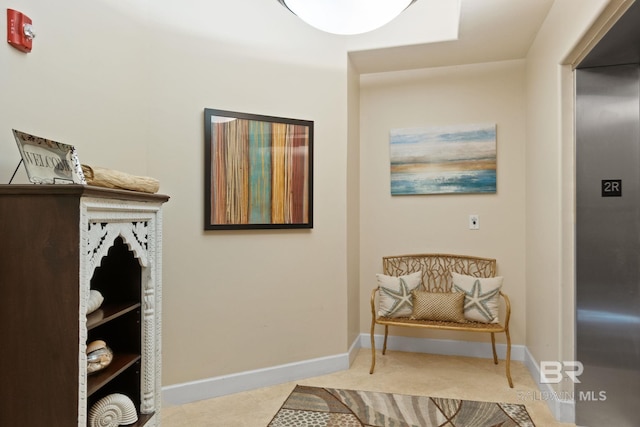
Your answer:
7;9;35;53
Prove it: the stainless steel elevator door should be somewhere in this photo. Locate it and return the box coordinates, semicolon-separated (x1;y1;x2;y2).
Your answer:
576;64;640;427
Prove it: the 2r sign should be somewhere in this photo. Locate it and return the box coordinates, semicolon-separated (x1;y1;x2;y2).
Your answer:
602;179;622;197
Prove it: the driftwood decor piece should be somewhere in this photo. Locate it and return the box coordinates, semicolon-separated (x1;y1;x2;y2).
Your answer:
81;165;160;194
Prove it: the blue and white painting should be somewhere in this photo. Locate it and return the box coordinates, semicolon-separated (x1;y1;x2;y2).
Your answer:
390;123;497;195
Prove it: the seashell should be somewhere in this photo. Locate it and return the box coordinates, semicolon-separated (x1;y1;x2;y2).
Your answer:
87;289;104;315
86;340;107;354
86;341;113;374
88;393;138;427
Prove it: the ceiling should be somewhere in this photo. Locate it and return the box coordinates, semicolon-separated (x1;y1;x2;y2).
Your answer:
349;0;555;74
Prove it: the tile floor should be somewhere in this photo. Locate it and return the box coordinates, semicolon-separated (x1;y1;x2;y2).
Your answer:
161;348;575;426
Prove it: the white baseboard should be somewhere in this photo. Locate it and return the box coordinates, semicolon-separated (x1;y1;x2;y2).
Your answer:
523;347;575;423
363;332;526;361
164;333;578;423
162;340;359;406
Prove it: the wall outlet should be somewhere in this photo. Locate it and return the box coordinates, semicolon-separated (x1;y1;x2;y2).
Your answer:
469;214;480;230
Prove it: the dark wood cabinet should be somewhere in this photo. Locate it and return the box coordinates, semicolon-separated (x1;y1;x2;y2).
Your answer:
0;185;168;426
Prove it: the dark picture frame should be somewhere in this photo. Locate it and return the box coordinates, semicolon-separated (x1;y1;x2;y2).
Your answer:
204;108;313;230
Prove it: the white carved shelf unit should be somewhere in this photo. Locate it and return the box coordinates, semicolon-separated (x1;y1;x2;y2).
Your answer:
0;185;169;427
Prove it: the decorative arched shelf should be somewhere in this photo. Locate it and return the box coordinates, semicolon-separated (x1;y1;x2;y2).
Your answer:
0;185;169;427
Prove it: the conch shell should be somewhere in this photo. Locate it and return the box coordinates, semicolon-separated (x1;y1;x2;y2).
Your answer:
87;289;104;315
88;393;138;427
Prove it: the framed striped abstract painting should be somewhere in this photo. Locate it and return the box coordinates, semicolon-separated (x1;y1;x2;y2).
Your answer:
204;109;313;230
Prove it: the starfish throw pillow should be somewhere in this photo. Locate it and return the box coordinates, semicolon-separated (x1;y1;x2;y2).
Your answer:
452;272;503;323
376;271;422;318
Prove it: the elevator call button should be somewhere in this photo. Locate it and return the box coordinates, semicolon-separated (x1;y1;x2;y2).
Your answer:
602;179;622;197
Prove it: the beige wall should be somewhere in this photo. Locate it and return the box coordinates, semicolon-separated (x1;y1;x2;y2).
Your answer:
524;0;611;385
1;0;626;400
347;57;362;353
0;1;150;178
144;2;352;385
1;0;352;386
359;60;527;345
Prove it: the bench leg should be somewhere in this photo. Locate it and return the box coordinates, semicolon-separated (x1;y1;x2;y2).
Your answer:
382;325;389;355
370;323;389;374
490;333;498;364
370;318;377;374
505;329;513;388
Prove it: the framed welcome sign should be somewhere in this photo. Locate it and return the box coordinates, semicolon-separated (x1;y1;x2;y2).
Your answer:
12;129;86;184
204;109;313;230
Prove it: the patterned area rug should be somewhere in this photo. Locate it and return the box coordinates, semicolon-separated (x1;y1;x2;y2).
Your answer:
268;385;535;427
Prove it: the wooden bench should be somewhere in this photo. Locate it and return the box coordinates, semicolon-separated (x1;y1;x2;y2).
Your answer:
369;253;513;388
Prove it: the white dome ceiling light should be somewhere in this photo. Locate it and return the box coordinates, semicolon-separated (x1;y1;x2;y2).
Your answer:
277;0;418;35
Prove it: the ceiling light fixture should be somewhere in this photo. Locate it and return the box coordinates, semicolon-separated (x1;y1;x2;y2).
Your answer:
277;0;417;35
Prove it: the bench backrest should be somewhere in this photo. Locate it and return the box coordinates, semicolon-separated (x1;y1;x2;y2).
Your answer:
383;253;496;292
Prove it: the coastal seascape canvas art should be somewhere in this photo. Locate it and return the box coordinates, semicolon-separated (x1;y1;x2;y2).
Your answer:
390;123;497;195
